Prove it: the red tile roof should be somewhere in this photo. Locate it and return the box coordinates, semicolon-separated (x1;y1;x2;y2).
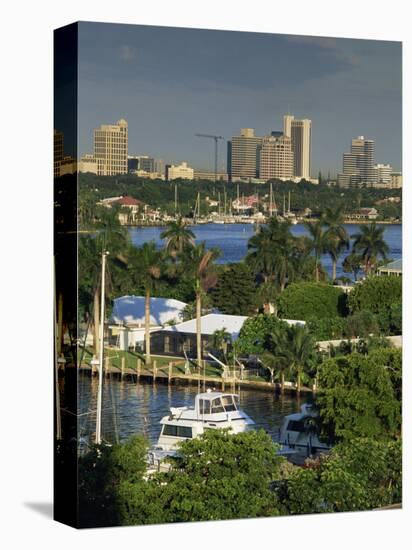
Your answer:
115;196;142;206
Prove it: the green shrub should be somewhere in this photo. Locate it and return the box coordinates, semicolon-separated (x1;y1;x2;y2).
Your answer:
349;276;402;316
307;316;346;340
278;282;348;321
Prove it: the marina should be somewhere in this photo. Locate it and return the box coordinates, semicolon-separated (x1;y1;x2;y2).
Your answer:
76;374;305;448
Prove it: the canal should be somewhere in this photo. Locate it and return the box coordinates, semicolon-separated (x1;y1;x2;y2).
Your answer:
77;374;305;446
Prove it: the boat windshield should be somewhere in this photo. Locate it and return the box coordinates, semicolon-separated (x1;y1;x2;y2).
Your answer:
210;396;238;413
221;395;238;412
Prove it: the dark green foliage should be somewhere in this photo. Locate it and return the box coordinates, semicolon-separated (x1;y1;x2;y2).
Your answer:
349;276;402;334
278;282;348;321
316;349;402;442
210;263;257;315
236;314;289;355
344;309;379;338
307;316;347;340
79;172;402;221
117;430;283;525
78;435;148;528
283;438;402;513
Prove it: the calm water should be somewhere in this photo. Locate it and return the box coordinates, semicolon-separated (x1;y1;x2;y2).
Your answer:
77;375;303;446
129;223;402;280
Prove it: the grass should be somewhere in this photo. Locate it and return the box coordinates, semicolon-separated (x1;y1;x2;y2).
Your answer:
78;346;274;384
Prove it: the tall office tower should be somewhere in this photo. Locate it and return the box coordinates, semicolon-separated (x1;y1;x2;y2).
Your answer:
94;118;128;176
54;129;64;177
259;135;294;180
283;115;312;179
350;136;375;183
337;136;376;187
228;128;263;180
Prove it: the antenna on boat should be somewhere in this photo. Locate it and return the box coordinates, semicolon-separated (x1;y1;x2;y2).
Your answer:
95;250;109;445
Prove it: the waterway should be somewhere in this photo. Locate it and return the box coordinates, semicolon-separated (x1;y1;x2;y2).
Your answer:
129;222;402;280
77;375;304;446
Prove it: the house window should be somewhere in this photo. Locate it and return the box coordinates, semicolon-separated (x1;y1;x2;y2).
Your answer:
164;335;170;353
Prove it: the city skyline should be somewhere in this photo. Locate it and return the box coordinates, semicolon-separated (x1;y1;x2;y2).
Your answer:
75;23;402;175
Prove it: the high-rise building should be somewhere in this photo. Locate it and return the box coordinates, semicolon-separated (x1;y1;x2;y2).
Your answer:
128;155;155;174
166;162;194;180
373;163;392;185
94;118;128;176
283;115;312;179
228;128;263;180
258;135;294;180
391;172;402;189
54;129;64;178
337;136;376;187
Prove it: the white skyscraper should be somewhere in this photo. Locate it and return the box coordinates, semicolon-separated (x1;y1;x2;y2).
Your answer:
283;114;312;179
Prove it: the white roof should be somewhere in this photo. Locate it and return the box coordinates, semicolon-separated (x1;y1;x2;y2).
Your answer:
161;313;248;340
111;296;187;326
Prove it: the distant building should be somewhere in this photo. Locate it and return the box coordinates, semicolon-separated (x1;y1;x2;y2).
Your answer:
99;195;144;224
54;130;64;178
166;161;194;180
228;128;263;180
134;170;165;180
350;207;378;220
79;154;98;174
194;170;228;182
258;134;294;180
94;118;128;176
337;136;376;187
373;163;392;185
391;172;402;189
128;155;156;173
283;115;312;179
232;194;259;213
377;259;402;277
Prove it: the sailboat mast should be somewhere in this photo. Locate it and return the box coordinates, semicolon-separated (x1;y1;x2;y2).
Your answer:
95;251;108;445
53;257;62;441
237;184;240;216
174;184;178;217
288;191;291;214
269;182;273;217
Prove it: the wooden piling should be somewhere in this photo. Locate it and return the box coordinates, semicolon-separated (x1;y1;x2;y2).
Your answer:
153;360;157;383
121;357;125;379
137;358;141;381
104;356;109;377
168;362;173;384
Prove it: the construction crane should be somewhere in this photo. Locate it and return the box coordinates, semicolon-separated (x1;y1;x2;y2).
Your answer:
195;133;224;185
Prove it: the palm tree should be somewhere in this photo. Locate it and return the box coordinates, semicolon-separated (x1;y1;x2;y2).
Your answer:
304;219;328;282
352;223;389;276
323;206;349;281
257;281;279;315
211;328;232;365
135;242;164;366
246;218;296;294
160;217;195;256
342;252;363;281
267;324;316;393
183;243;220;367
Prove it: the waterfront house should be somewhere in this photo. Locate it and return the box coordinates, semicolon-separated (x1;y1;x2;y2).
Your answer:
150;313;305;360
109;295;188;350
377;259;402;277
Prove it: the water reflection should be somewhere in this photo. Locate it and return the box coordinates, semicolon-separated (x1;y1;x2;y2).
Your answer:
77;375;303;445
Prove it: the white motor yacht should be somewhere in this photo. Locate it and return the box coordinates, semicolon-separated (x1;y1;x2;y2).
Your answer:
147;391;255;471
279;403;332;456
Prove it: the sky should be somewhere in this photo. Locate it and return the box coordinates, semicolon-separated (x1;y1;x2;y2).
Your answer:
77;22;402;176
